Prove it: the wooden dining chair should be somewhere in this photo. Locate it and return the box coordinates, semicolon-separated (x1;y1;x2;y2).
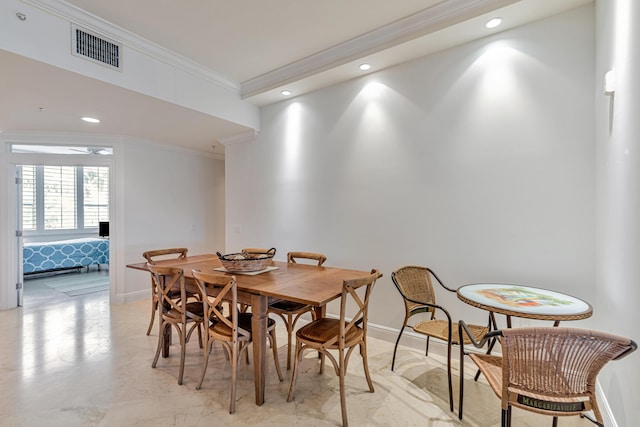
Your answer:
142;247;190;335
269;251;327;370
458;323;637;426
148;263;204;385
192;270;283;413
391;265;489;412
287;269;382;427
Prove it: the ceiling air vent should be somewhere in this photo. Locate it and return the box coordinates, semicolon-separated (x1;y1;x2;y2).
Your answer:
71;24;121;70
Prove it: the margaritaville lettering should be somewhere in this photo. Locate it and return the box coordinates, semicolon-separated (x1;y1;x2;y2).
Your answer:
518;395;584;412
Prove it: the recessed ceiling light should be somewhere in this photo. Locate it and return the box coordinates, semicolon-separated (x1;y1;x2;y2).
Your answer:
281;90;292;96
359;63;371;71
81;117;100;123
485;17;503;29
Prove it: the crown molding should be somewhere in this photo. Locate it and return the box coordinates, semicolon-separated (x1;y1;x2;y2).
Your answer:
22;0;241;94
217;130;259;147
241;0;517;98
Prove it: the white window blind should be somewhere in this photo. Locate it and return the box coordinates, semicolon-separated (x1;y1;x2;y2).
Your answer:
21;165;37;231
43;166;77;230
83;166;109;228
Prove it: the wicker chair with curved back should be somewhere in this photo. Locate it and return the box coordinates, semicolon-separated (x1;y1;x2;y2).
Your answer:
391;265;489;412
458;323;637;426
287;269;382;427
148;263;204;385
192;270;283;413
143;248;190;335
269;251;327;370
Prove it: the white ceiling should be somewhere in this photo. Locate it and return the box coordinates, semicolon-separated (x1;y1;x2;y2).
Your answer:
0;0;591;154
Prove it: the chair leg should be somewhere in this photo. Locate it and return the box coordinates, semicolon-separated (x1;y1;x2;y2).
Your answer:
268;329;284;382
501;408;509;427
151;320;166;368
229;341;239;414
146;299;157;335
458;344;465;420
391;323;407;371
445;342;453;412
196;339;212;390
285;314;294;370
338;348;349;427
360;341;374;392
178;326;187;385
287;341;303;402
580;413;604;426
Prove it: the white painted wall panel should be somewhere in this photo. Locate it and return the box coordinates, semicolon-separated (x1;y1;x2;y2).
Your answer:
226;6;596;330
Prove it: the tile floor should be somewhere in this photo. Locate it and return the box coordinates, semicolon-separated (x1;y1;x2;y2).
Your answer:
0;272;588;426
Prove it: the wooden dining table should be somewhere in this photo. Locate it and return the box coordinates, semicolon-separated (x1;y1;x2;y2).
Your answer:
127;253;371;406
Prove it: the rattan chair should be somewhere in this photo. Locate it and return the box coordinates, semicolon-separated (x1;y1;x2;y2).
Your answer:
143;248;190;335
148;264;204;385
192;270;283;413
458;323;637;426
287;269;382;427
269;251;327;370
391;265;489;412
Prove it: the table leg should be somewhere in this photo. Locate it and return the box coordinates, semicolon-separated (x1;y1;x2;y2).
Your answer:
251;294;267;406
474;312;497;381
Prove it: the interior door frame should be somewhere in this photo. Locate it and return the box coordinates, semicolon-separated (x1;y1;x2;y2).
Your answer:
9;151;114;307
15;166;24;306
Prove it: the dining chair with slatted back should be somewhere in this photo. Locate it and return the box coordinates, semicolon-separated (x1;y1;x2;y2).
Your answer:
391;265;489;412
458;323;637;426
142;248;189;335
148;263;204;385
192;270;283;413
269;251;327;370
287;269;382;427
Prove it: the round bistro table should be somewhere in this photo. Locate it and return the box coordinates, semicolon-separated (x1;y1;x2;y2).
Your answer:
457;283;592;328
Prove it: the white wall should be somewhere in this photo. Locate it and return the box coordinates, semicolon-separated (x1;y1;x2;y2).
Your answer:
118;139;226;302
226;6;597;330
595;1;640;425
0;133;225;308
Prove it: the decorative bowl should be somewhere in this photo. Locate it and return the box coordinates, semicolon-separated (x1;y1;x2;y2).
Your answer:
217;247;276;272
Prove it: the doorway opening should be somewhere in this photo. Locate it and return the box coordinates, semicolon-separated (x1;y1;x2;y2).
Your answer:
11;144;112;307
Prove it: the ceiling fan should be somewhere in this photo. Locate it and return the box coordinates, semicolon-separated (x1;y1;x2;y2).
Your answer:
69;146;111;155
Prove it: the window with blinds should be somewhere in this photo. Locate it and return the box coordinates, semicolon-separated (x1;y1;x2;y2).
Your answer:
44;166;77;230
83;166;109;228
21;166;37;231
20;165;109;233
